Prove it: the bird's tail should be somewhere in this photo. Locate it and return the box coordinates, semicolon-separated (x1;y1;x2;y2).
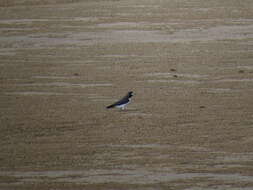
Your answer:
106;104;114;109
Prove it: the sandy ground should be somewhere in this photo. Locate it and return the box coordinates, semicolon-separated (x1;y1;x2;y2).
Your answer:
0;0;253;189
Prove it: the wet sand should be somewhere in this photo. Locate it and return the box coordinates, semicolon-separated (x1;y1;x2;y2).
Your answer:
0;0;253;189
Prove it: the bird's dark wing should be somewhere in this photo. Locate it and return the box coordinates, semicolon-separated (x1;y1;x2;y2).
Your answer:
106;96;129;109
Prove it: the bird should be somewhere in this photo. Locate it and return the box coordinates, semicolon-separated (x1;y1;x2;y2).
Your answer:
106;91;133;110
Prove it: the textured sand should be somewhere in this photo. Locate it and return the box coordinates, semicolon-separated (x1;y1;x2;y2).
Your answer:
0;0;253;189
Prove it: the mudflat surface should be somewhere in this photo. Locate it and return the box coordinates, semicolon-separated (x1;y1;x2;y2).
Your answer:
0;0;253;189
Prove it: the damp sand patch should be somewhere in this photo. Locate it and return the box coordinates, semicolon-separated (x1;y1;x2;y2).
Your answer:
0;17;99;24
201;88;240;94
145;72;208;79
215;153;253;163
0;48;16;56
4;83;112;96
1;24;252;49
96;22;141;29
212;78;253;83
103;144;172;149
237;65;253;71
147;79;201;85
16;82;112;88
1;169;253;185
4;92;82;96
33;76;79;79
70;24;253;44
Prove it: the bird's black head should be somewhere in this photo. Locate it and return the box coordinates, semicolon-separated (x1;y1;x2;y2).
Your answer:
128;91;133;98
